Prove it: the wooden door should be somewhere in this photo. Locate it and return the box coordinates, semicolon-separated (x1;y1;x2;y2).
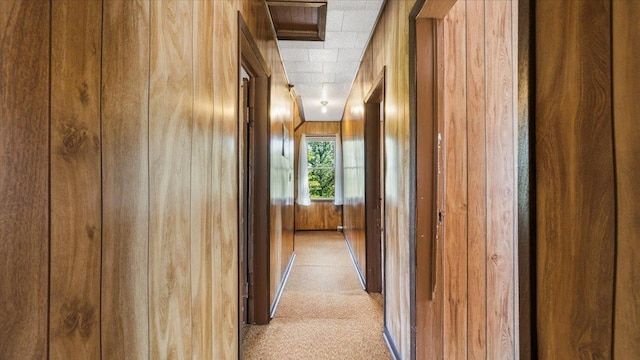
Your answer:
364;71;385;294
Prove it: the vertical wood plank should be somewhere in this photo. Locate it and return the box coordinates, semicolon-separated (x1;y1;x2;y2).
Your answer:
485;1;516;357
442;1;468;358
612;0;640;357
212;0;238;357
191;0;214;358
101;0;150;358
0;1;50;358
466;0;487;358
536;0;615;358
49;0;102;358
149;1;193;358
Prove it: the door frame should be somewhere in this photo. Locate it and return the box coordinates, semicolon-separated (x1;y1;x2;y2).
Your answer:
363;68;385;294
237;12;271;345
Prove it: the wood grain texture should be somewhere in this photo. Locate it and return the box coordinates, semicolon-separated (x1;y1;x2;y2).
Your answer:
295;202;342;230
417;0;457;19
211;0;238;356
413;1;518;358
465;0;487;358
49;0;102;358
442;2;468;357
191;0;214;358
415;17;444;360
612;0;640;357
149;1;193;358
101;1;150;358
536;0;615;358
485;1;516;357
0;1;50;358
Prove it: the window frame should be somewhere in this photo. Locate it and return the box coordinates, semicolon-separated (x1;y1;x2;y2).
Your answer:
306;135;337;201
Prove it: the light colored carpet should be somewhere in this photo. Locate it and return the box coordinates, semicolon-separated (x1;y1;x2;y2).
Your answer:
242;231;391;360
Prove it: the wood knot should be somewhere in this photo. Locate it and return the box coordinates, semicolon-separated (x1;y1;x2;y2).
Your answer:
85;224;96;240
61;123;89;154
59;297;95;340
77;82;90;106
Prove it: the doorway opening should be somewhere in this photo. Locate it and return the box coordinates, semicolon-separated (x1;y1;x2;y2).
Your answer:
364;69;385;294
238;13;271;355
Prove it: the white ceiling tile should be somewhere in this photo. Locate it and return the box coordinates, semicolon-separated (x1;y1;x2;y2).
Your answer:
341;10;378;31
326;10;344;29
309;49;339;62
323;31;358;48
328;1;366;11
294;83;323;95
355;32;370;47
293;61;324;73
365;0;384;11
338;48;363;62
279;40;325;49
288;72;313;83
281;48;309;61
334;72;355;83
323;62;359;74
311;73;336;83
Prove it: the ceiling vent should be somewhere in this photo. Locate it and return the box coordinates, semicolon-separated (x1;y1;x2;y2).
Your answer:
267;1;328;41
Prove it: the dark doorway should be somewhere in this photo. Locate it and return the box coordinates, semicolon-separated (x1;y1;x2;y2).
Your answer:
238;14;271;350
364;69;385;294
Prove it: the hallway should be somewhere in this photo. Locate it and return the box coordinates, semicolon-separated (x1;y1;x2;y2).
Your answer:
242;231;390;359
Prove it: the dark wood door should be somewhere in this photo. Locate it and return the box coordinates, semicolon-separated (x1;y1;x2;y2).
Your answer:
365;98;383;293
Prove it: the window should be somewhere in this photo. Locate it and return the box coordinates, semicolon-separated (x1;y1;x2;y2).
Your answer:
307;138;335;199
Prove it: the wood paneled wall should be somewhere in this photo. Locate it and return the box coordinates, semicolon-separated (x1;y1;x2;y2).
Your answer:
294;121;342;231
342;0;414;357
414;1;518;358
342;0;518;358
535;0;639;358
0;0;294;358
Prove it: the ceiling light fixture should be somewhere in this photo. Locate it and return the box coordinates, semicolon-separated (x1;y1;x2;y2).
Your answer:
321;100;328;114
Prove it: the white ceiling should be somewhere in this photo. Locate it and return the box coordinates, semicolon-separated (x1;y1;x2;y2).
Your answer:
278;0;384;121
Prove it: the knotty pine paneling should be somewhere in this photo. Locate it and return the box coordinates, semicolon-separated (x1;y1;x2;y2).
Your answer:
149;1;193;357
612;1;640;356
536;0;615;358
49;0;103;358
0;1;50;358
294;121;342;231
101;0;150;358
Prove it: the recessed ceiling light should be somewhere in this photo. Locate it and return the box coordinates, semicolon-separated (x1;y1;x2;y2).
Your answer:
321;100;328;114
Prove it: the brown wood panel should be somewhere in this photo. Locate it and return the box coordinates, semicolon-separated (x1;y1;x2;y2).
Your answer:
211;0;238;356
49;0;102;358
101;1;150;358
295;202;342;230
612;0;640;357
485;1;516;357
415;17;443;360
0;1;50;358
417;0;457;19
465;1;487;358
191;0;214;358
149;1;193;358
442;2;468;358
536;0;615;358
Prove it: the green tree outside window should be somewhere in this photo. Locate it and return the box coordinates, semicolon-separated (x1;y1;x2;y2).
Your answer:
307;140;335;199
